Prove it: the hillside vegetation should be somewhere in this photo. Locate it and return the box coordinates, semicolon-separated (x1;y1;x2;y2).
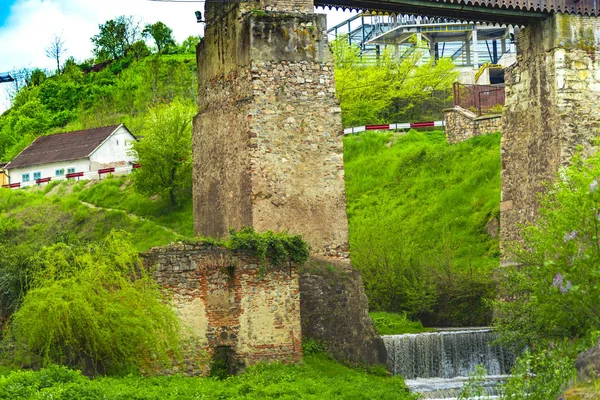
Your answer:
1;53;197;162
331;38;456;127
344;130;501;326
0;181;185;252
0;16;505;395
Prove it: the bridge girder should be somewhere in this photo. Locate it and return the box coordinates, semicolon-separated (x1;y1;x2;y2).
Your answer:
316;0;551;26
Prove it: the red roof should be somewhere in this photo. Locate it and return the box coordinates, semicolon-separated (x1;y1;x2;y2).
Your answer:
7;125;122;169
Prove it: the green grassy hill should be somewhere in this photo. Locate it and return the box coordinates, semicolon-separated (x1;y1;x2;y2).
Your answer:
344;130;501;326
0;180;189;252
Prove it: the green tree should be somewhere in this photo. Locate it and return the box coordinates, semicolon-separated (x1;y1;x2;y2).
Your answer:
130;40;151;60
331;37;457;127
91;16;141;61
179;35;200;54
143;22;176;53
6;232;182;375
130;100;195;207
494;148;600;348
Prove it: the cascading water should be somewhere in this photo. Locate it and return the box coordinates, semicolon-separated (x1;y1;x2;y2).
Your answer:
383;328;515;399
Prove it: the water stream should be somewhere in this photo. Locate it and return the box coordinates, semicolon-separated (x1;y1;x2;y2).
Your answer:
382;328;515;399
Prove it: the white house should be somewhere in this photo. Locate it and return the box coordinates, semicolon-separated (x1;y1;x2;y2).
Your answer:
5;124;137;187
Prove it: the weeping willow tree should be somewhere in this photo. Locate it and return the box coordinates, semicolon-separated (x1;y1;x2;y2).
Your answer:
5;231;182;376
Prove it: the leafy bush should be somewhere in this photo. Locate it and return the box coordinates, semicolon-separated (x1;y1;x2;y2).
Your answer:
501;339;589;399
227;227;311;268
0;244;35;324
494;149;600;348
459;365;488;399
369;312;433;335
493;148;600;398
302;339;328;356
5;231;182;376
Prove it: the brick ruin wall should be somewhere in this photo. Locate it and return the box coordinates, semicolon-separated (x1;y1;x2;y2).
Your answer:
142;243;301;375
444;106;502;144
501;14;600;250
193;6;349;258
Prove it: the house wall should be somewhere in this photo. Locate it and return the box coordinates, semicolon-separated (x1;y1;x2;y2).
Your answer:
0;170;7;186
8;159;91;186
7;126;137;186
89;126;136;170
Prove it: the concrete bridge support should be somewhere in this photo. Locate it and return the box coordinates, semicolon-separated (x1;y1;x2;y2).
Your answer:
501;14;600;250
193;0;349;258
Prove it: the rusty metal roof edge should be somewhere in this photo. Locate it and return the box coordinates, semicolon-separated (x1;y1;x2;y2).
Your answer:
316;0;600;20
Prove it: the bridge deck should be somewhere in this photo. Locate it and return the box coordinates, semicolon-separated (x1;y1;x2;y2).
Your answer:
316;0;597;25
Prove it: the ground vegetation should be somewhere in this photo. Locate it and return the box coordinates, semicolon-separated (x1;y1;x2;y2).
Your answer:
344;130;500;326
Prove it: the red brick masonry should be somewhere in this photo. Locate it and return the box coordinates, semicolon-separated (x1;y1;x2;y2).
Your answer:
142;243;302;375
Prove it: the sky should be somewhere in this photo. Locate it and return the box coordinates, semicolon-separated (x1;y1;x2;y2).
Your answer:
0;0;356;113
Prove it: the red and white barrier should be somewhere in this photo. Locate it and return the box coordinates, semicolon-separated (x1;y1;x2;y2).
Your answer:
343;120;445;135
2;164;140;190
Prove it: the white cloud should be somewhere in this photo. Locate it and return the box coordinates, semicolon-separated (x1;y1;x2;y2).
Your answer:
0;0;355;113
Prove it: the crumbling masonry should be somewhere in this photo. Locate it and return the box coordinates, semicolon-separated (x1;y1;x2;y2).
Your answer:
192;0;349;259
501;14;600;250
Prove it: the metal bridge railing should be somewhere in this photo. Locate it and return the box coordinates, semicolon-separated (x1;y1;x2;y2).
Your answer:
452;82;505;115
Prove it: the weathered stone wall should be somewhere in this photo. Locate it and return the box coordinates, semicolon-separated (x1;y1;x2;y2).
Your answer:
300;257;388;366
192;1;383;371
142;243;301;375
444;106;502;143
501;14;600;249
193;6;349;258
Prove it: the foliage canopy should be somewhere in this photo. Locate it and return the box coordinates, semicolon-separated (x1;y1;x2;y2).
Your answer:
143;22;176;53
332;38;457;127
130;100;195;207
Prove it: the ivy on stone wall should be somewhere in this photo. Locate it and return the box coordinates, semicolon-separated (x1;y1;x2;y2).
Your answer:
225;227;310;268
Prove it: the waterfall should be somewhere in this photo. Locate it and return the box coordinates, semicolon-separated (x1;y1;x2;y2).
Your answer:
383;328;515;399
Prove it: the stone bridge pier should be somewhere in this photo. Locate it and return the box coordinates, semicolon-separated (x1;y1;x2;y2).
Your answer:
501;14;600;251
193;0;349;258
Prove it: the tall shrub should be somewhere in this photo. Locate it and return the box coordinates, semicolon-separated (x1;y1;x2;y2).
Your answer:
6;231;182;375
495;147;600;398
495;149;600;348
130;99;194;208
